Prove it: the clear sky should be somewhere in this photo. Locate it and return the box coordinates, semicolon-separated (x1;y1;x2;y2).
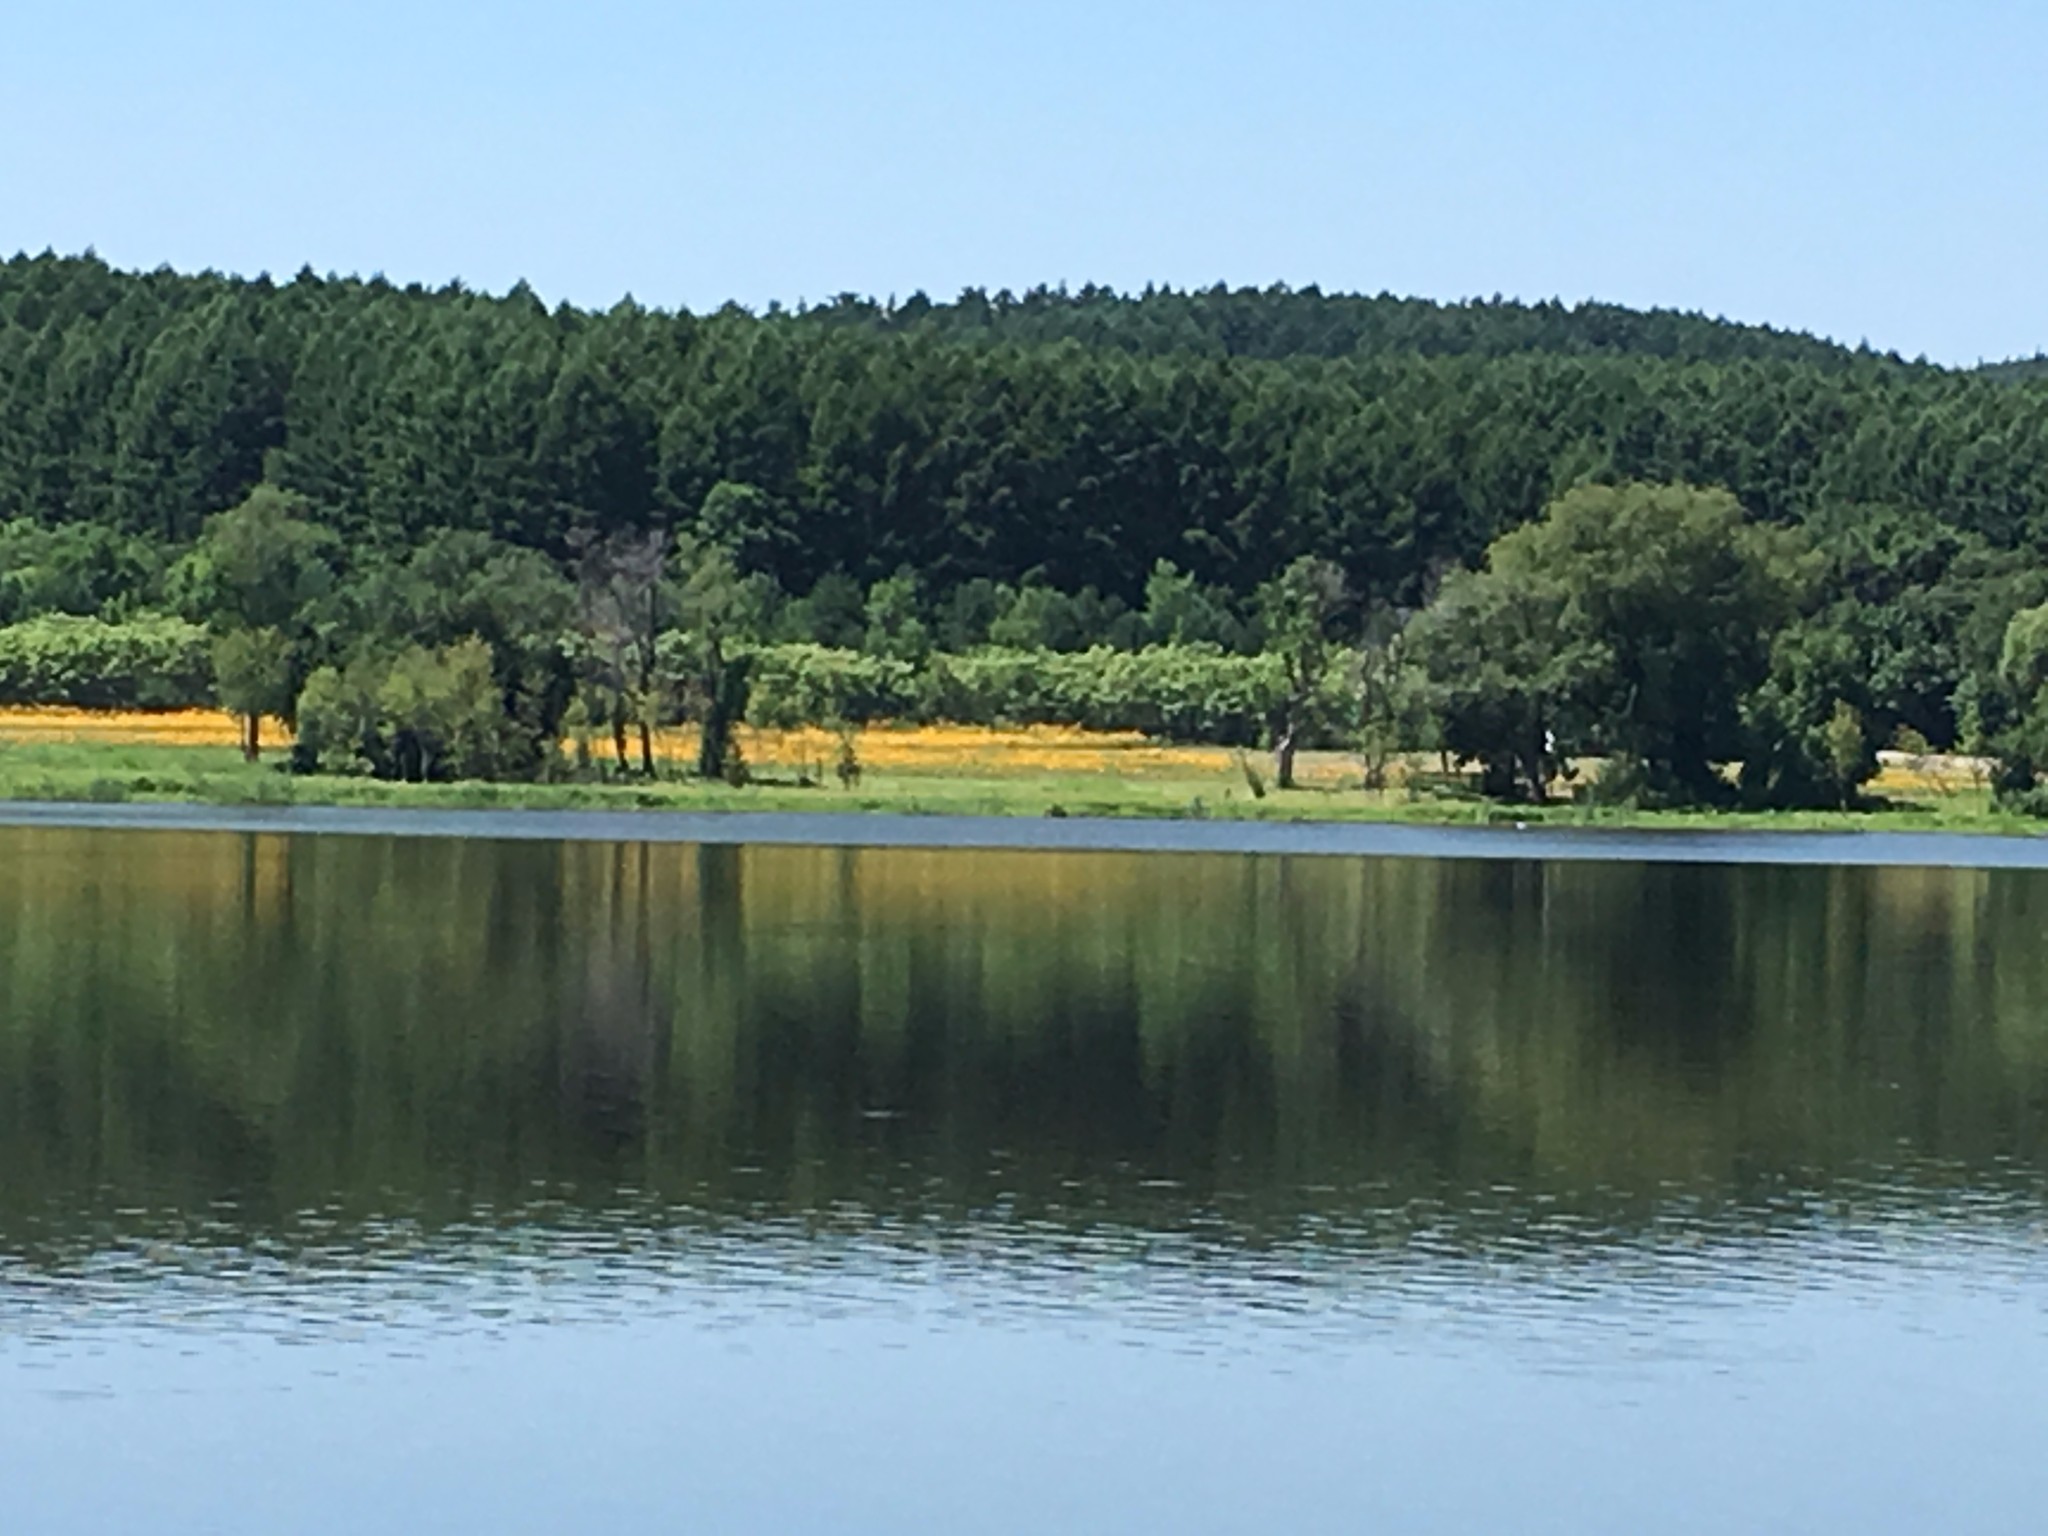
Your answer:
7;0;2043;364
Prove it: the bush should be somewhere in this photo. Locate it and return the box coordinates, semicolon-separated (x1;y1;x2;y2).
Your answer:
0;613;213;709
293;638;519;781
745;644;921;728
293;664;376;775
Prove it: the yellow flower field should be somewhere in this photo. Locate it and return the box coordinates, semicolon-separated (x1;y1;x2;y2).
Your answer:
0;707;293;747
1867;751;1991;796
578;720;1364;786
0;707;1365;788
0;708;1995;802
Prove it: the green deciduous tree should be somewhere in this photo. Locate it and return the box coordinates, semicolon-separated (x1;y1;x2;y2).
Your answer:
1738;620;1877;808
1984;601;2048;804
328;529;577;777
1142;559;1248;650
169;484;338;755
0;519;164;623
1412;483;1817;803
292;638;512;781
172;484;335;633
862;570;932;662
1409;563;1606;801
783;571;867;648
666;533;755;780
1257;556;1349;789
1353;618;1427;791
1519;483;1815;798
211;625;294;760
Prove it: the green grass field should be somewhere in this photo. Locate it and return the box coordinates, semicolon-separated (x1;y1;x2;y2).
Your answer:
1;734;2040;836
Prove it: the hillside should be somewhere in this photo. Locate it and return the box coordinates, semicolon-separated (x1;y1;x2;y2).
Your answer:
2;251;2045;620
796;282;1899;368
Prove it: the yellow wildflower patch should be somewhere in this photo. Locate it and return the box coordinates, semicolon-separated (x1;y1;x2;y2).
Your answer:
3;707;1370;789
1868;752;1988;797
0;707;293;748
587;721;1362;787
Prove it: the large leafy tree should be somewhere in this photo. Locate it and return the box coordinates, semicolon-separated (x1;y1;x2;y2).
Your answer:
1409;562;1608;801
1977;601;2048;804
1502;483;1815;799
172;483;336;633
1411;483;1816;802
169;483;336;758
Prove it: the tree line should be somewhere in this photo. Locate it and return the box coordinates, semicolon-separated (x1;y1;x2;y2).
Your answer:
9;475;2048;811
7;253;2048;806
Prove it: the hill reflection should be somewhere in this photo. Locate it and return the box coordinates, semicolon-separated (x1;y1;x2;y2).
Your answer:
2;828;2045;1263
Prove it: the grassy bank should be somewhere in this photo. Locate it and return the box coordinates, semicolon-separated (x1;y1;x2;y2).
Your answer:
0;708;2039;836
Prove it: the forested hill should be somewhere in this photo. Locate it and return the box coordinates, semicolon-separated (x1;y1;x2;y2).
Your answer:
794;284;1894;367
1980;355;2048;384
4;250;2047;617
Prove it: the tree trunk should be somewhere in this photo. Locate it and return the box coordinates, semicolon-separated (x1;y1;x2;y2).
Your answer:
637;592;660;779
242;713;260;763
1274;730;1298;791
612;714;630;771
698;712;726;780
697;647;738;781
1525;729;1549;803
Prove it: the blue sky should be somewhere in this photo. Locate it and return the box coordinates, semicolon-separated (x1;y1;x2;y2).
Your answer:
6;0;2043;363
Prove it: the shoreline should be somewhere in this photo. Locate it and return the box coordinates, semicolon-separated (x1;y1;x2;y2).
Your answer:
6;799;2048;868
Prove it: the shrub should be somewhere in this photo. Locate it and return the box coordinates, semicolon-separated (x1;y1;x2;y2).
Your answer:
745;644;921;728
0;613;213;708
292;663;381;776
293;638;517;781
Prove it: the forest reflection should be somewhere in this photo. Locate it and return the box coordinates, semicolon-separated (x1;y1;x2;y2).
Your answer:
2;827;2045;1256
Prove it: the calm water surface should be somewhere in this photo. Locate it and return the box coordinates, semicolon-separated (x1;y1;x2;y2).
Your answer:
2;828;2046;1533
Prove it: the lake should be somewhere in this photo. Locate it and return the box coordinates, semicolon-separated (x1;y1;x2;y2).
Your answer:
2;825;2046;1533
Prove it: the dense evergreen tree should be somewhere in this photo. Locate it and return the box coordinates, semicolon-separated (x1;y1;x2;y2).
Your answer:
8;252;2046;625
